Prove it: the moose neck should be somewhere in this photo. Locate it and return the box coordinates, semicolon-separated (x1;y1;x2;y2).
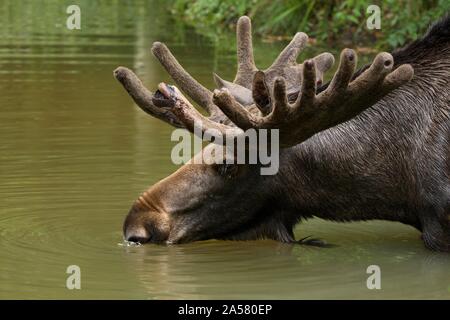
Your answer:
272;82;438;230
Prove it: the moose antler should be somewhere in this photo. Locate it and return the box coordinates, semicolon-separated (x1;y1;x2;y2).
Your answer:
114;16;414;148
216;16;335;105
114;16;333;126
213;49;414;147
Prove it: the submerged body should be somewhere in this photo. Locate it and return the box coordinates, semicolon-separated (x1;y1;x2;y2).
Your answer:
116;15;450;251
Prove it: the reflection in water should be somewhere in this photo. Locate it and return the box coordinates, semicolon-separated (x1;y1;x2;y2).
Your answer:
122;220;450;299
0;0;449;299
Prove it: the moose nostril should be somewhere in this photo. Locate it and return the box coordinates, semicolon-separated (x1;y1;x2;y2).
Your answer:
125;227;150;244
127;235;149;244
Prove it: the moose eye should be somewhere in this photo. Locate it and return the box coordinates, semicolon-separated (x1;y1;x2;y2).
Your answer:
214;163;240;179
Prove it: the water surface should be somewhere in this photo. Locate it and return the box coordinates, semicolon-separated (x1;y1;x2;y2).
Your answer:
0;0;449;299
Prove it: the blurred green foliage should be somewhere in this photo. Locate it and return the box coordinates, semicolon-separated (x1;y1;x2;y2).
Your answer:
172;0;450;49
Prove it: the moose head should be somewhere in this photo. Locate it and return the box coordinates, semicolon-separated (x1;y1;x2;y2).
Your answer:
114;16;413;245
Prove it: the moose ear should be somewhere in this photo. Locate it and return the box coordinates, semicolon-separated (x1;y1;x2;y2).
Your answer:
213;73;253;106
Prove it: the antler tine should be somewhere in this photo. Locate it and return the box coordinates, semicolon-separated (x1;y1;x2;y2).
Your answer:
269;32;309;69
212;88;259;130
252;71;272;116
270;77;292;121
381;64;415;92
234;16;257;87
295;60;317;109
346;52;394;95
113;67;184;128
151;42;221;117
318;49;356;100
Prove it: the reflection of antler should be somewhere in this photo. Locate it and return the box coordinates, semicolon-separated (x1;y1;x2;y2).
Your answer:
114;15;413;147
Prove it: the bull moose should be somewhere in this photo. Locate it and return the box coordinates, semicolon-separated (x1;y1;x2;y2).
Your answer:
114;15;450;251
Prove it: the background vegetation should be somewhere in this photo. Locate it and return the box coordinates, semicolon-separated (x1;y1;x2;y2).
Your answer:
172;0;450;49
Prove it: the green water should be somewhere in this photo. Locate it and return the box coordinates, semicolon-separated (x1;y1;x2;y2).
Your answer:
0;0;449;299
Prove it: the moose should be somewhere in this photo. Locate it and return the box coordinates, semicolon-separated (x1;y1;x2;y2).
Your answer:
114;15;450;251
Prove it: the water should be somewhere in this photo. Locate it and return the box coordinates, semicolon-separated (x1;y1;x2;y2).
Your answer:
0;0;449;299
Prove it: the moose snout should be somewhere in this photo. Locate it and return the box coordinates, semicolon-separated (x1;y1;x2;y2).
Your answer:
123;203;171;244
125;226;150;244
